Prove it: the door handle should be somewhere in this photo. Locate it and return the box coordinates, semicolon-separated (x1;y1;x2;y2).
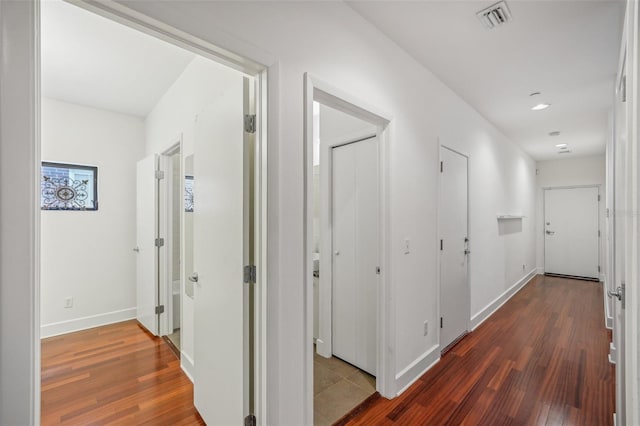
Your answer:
133;246;140;253
545;230;555;235
188;272;199;283
607;286;623;301
464;249;471;255
334;251;340;256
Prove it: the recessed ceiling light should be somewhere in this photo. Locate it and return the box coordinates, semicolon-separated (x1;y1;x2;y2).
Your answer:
531;103;551;111
549;131;561;137
555;143;568;148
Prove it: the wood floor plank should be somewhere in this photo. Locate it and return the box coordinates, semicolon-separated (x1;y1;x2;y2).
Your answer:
41;320;204;426
344;275;615;425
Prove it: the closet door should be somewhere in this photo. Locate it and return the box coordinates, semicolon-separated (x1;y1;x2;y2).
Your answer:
332;137;378;375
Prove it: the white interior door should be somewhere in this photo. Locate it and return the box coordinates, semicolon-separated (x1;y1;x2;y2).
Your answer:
544;187;599;279
331;137;378;376
439;146;469;351
612;53;627;426
136;154;159;335
192;74;247;424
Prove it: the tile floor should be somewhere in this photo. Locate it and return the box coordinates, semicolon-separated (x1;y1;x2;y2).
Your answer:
314;351;376;425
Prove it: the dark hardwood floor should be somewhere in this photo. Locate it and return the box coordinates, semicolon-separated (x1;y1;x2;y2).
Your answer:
341;275;615;425
41;275;614;425
41;320;204;425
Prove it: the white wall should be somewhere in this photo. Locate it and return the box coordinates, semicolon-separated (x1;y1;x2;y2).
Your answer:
535;155;606;276
144;56;241;375
40;98;144;337
116;3;538;423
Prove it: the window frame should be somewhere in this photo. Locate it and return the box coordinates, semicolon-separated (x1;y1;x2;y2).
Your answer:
41;161;99;211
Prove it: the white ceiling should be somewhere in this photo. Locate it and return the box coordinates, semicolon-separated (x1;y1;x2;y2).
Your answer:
347;0;624;160
42;1;623;158
41;0;195;118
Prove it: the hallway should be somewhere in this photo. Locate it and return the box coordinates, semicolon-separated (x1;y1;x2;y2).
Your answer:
342;275;615;425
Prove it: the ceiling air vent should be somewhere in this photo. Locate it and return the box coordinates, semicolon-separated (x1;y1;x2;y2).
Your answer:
558;150;572;154
476;1;512;29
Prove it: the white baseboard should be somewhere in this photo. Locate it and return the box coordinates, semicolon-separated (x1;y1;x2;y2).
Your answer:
471;269;537;330
181;352;195;382
40;307;137;338
537;266;544;275
395;344;440;395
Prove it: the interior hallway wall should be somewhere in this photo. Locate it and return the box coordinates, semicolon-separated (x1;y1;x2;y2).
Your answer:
144;55;242;378
116;1;537;423
40;97;145;337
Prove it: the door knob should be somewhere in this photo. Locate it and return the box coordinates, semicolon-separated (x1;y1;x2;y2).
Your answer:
133;247;140;252
188;272;199;283
464;249;471;255
545;230;555;235
334;251;340;256
607;286;623;301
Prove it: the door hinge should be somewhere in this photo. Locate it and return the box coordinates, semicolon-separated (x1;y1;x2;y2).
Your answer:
244;414;256;426
440;239;443;251
155;238;165;247
440;317;443;329
155;170;165;180
244;265;256;284
598;194;601;202
598;265;601;273
598;230;601;237
376;266;381;275
621;282;626;309
244;114;256;134
440;161;443;173
155;305;165;314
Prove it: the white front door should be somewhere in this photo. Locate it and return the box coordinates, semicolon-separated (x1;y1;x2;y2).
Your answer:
192;74;248;424
136;154;159;335
331;137;378;376
439;146;469;352
544;187;599;279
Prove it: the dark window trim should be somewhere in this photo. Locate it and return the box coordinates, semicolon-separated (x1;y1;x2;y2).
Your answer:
41;161;99;211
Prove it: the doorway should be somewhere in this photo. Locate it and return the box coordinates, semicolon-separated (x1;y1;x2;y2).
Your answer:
304;74;393;425
312;103;378;425
37;1;268;425
438;145;470;353
543;186;600;280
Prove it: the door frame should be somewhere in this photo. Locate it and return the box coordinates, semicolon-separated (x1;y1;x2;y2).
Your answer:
303;73;393;423
542;185;601;279
437;144;471;352
6;0;271;423
159;139;182;338
317;132;377;361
